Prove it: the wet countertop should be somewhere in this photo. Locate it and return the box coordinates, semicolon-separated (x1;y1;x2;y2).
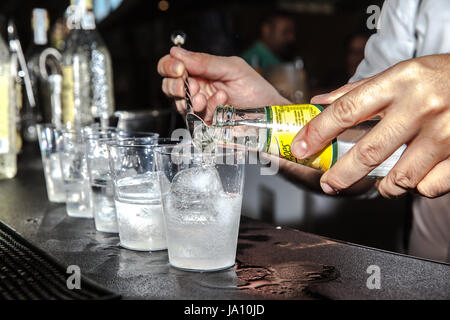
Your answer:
0;144;449;300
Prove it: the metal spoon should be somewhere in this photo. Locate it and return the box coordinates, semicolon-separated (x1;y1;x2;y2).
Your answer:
170;31;208;137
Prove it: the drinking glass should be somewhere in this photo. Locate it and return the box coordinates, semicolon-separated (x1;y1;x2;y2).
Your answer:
59;129;93;218
36;123;65;203
154;143;245;272
108;137;177;251
85;131;119;232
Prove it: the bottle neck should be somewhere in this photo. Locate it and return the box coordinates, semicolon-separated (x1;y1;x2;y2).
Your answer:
32;9;48;45
213;105;236;127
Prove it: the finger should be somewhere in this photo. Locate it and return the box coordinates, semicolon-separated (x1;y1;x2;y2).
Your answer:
310;77;373;105
191;93;207;113
291;75;394;160
174;98;186;116
162;78;185;98
416;158;450;198
157;54;185;77
170;47;243;80
377;135;450;198
187;77;200;97
319;110;418;194
204;90;229;123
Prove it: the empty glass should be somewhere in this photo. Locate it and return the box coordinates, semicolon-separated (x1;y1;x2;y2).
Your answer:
36;123;65;203
59;129;93;218
108;137;176;251
154;144;245;272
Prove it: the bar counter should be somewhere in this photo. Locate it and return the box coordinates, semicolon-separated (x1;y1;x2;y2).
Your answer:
0;144;448;300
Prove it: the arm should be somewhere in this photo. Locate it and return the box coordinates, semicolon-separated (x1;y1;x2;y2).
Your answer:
157;49;375;196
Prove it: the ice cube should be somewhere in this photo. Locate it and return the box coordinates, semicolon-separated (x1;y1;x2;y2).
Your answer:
167;166;223;223
116;172;162;203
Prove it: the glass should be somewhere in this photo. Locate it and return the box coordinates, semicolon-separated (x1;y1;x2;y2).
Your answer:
85;131;118;232
59;128;93;218
108;137;176;251
154;144;245;272
36;123;65;203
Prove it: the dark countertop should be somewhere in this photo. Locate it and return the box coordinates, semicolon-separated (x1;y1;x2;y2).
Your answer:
0;144;449;300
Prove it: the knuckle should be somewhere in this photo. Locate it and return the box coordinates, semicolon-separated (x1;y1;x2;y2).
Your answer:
332;99;358;127
228;55;246;66
304;121;326;145
389;169;417;189
353;142;383;168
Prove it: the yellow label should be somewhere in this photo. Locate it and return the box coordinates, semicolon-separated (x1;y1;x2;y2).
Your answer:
0;74;9;152
62;65;75;124
266;104;337;172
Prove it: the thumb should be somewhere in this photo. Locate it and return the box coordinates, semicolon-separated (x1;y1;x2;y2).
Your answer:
170;46;235;81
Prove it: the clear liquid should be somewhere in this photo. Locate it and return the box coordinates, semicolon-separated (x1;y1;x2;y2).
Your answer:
64;180;93;218
115;198;166;251
42;153;65;203
91;177;118;233
114;173;167;251
162;192;242;271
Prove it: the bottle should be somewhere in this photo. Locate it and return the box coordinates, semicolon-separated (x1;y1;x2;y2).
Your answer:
211;104;406;177
0;33;17;179
61;0;114;128
23;8;49;142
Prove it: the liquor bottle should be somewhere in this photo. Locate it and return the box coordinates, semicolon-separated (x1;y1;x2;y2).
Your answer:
0;33;17;179
61;0;114;128
209;104;406;177
23;8;49;142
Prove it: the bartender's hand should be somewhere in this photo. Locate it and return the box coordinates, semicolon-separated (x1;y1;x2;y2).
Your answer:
157;47;290;123
291;54;450;199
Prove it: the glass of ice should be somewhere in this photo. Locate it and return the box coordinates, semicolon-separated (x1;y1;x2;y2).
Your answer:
107;137;177;251
58;128;93;218
36;123;66;203
154;143;245;272
85;131;119;233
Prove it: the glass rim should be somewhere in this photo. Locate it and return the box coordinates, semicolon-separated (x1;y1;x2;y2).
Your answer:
107;137;181;148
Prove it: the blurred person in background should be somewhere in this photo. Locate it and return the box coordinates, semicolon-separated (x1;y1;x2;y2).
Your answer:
241;11;296;70
158;0;450;262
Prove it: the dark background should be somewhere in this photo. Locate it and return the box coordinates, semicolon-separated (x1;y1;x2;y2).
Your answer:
0;0;383;111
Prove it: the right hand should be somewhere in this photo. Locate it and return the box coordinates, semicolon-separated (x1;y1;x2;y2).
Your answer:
157;47;289;123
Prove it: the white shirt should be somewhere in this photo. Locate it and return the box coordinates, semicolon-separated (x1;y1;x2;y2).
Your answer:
350;0;450;82
350;0;450;262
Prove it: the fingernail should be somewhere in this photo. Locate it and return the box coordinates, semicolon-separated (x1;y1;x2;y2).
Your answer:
321;182;338;195
291;140;308;159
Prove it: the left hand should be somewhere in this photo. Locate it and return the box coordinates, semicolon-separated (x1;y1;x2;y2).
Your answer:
290;54;450;199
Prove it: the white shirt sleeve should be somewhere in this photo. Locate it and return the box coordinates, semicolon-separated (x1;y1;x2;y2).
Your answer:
349;0;419;82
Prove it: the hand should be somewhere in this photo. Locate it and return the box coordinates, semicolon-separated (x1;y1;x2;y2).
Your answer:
157;47;289;123
291;54;450;198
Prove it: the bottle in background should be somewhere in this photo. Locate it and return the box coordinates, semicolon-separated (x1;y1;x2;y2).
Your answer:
23;8;49;142
0;33;17;179
61;0;114;128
